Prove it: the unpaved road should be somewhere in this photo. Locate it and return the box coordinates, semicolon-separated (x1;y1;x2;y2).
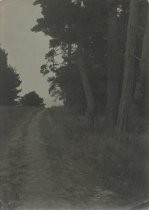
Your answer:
0;109;129;210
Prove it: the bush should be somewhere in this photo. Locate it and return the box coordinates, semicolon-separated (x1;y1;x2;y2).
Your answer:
20;91;45;107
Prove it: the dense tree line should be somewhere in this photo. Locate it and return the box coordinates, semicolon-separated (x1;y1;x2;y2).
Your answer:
0;48;21;105
32;0;149;131
0;48;45;107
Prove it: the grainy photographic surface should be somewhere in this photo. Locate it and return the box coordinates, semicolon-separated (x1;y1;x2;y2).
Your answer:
0;0;149;210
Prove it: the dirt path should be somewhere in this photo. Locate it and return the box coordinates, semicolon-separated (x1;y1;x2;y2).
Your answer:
0;109;130;210
21;110;89;209
0;109;40;205
21;110;53;207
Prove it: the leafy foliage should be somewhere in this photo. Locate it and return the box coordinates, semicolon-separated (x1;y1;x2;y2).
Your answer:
32;0;108;112
32;0;148;126
20;91;45;107
0;48;21;105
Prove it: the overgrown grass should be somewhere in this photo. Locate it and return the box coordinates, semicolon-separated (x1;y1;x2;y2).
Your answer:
44;106;149;204
0;105;147;207
0;105;36;154
95;133;148;199
0;105;40;206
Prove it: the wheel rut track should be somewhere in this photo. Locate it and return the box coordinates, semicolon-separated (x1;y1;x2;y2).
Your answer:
0;109;42;208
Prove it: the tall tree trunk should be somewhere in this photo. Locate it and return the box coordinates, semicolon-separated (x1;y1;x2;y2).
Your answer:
77;0;95;127
106;3;120;128
77;40;95;126
140;2;149;119
117;0;139;131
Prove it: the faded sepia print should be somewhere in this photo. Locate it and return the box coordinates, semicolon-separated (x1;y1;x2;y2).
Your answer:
0;0;149;209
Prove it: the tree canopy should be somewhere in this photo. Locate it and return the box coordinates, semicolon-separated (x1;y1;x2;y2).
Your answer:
32;0;107;112
0;48;22;105
20;91;45;107
32;0;149;130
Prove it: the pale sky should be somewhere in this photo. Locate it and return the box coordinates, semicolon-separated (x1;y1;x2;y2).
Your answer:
0;0;61;106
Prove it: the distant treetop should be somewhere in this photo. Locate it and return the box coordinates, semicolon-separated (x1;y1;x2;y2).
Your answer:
20;91;45;107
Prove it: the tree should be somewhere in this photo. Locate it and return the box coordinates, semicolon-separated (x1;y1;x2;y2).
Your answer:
117;0;139;131
76;0;95;125
32;0;107;125
0;48;21;105
20;91;45;107
140;1;149;119
106;0;121;128
32;0;95;124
